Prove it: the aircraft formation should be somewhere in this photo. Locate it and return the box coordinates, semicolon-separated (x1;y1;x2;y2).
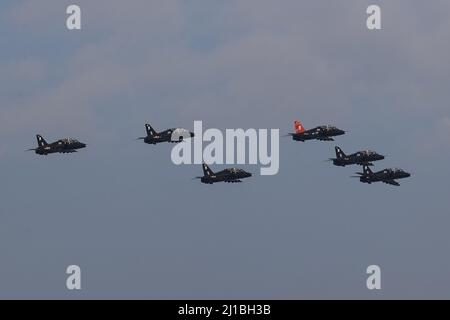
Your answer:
284;120;410;186
28;120;411;186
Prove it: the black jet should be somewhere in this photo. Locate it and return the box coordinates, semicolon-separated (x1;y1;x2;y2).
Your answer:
289;120;345;142
329;146;385;167
353;165;411;186
137;124;194;144
194;163;252;184
27;135;86;155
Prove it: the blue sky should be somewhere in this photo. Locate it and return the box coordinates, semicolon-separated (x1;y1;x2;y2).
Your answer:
0;0;450;298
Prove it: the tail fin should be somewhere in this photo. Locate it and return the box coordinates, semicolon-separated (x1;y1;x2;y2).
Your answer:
363;165;373;176
294;120;305;134
145;124;157;137
36;135;48;147
335;146;346;159
202;163;214;176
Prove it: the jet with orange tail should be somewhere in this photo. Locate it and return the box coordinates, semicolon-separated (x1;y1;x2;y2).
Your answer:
288;120;345;142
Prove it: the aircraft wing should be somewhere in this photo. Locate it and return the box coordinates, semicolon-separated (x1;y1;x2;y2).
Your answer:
382;179;400;186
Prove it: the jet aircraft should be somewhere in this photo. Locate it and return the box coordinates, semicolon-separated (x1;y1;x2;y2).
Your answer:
288;120;345;142
27;135;86;155
329;146;385;167
194;163;252;184
353;165;411;186
137;124;194;144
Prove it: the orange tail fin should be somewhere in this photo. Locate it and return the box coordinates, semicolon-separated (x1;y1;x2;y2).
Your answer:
294;120;305;134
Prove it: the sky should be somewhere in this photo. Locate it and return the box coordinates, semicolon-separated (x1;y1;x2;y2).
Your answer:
0;0;450;299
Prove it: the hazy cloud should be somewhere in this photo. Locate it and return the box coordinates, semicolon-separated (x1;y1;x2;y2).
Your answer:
1;0;450;298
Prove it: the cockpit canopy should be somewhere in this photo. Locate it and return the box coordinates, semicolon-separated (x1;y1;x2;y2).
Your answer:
385;168;404;174
59;138;79;144
319;125;337;130
362;150;375;155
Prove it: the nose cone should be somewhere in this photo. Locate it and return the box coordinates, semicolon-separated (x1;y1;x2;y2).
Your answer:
379;155;385;160
405;172;411;178
245;172;252;178
338;129;346;135
190;132;195;138
80;143;87;148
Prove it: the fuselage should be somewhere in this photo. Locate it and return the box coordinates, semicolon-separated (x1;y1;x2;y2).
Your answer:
144;129;174;144
201;168;252;184
35;139;86;155
360;169;411;184
333;152;385;167
292;126;345;141
144;128;194;144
